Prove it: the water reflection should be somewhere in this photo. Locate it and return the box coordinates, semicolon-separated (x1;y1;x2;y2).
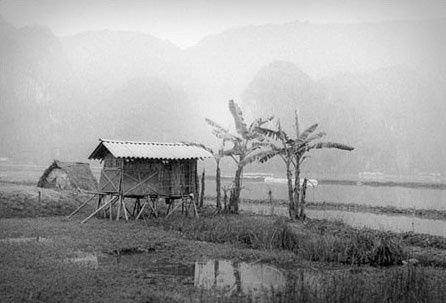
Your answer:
62;251;325;299
194;260;286;297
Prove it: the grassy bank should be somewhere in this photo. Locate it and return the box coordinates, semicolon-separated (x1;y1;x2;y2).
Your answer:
0;182;92;218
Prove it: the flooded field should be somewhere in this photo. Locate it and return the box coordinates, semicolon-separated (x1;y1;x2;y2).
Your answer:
206;179;446;210
241;203;446;237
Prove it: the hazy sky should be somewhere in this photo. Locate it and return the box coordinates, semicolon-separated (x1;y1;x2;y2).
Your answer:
1;0;445;48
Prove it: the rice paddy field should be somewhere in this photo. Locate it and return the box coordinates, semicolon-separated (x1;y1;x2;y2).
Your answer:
1;165;446;302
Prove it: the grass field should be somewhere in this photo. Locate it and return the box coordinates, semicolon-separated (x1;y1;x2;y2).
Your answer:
1;182;446;302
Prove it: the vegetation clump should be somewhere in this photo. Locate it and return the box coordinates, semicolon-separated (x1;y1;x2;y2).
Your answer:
150;214;406;267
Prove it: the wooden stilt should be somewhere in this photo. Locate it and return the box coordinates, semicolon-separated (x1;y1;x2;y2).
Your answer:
67;195;96;219
151;197;158;215
109;195;113;220
165;201;181;219
191;195;199;218
135;200;147;220
122;198;129;221
81;196;119;224
116;196;122;221
184;197;189;217
153;197;158;213
148;198;158;218
132;198;140;217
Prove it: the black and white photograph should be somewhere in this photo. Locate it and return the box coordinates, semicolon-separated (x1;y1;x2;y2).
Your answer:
0;0;445;302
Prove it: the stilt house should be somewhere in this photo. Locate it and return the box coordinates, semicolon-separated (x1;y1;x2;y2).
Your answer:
88;139;211;199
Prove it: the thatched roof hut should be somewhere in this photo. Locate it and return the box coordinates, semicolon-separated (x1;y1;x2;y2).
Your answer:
37;160;98;191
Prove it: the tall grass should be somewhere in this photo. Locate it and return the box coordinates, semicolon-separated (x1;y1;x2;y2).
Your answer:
149;215;406;266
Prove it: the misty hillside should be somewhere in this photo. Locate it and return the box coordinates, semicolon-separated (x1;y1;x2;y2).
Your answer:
1;16;445;177
243;61;446;176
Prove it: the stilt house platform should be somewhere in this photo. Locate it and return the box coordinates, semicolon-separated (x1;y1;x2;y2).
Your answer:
71;139;211;223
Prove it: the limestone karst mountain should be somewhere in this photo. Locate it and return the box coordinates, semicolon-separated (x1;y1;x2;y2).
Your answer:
1;15;445;176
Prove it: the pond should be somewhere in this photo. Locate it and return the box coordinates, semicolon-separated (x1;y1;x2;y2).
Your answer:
65;252;322;299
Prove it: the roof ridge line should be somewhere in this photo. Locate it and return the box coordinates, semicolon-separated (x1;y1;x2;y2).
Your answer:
99;138;184;145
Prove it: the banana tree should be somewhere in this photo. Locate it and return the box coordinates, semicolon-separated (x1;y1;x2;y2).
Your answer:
244;111;354;219
223;100;273;213
183;137;228;212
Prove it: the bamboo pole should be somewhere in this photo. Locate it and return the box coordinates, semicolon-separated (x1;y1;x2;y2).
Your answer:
116;196;122;221
165;201;181;219
122;198;129;221
199;169;205;208
192;195;199;218
148;200;158;218
109;195;113;220
67;194;96;219
81;196;118;224
135;199;147;220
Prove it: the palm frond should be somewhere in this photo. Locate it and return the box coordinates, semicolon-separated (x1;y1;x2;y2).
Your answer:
310;142;355;151
181;142;215;156
306;132;327;142
228;100;249;139
249;115;274;130
240;149;282;166
205;118;228;134
256;127;281;140
297;123;319;142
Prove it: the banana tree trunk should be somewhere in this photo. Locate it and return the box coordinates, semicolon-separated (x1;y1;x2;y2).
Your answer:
299;178;308;219
286;160;296;219
229;165;243;213
215;159;222;211
293;158;301;220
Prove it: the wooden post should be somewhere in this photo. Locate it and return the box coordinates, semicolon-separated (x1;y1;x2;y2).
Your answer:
116;196;122;221
67;195;96;219
109;195;113;220
165;202;182;219
135;199;147;220
132;198;140;217
95;195;103;218
194;161;199;211
122;198;129;221
199;169;205;208
192;195;199;218
81;196;118;224
116;159;124;221
268;187;274;215
148;197;158;218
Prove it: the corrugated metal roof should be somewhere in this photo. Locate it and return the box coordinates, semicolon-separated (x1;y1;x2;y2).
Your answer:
89;139;212;160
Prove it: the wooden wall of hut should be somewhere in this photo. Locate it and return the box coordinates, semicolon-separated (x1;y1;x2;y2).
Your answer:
98;154;197;198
